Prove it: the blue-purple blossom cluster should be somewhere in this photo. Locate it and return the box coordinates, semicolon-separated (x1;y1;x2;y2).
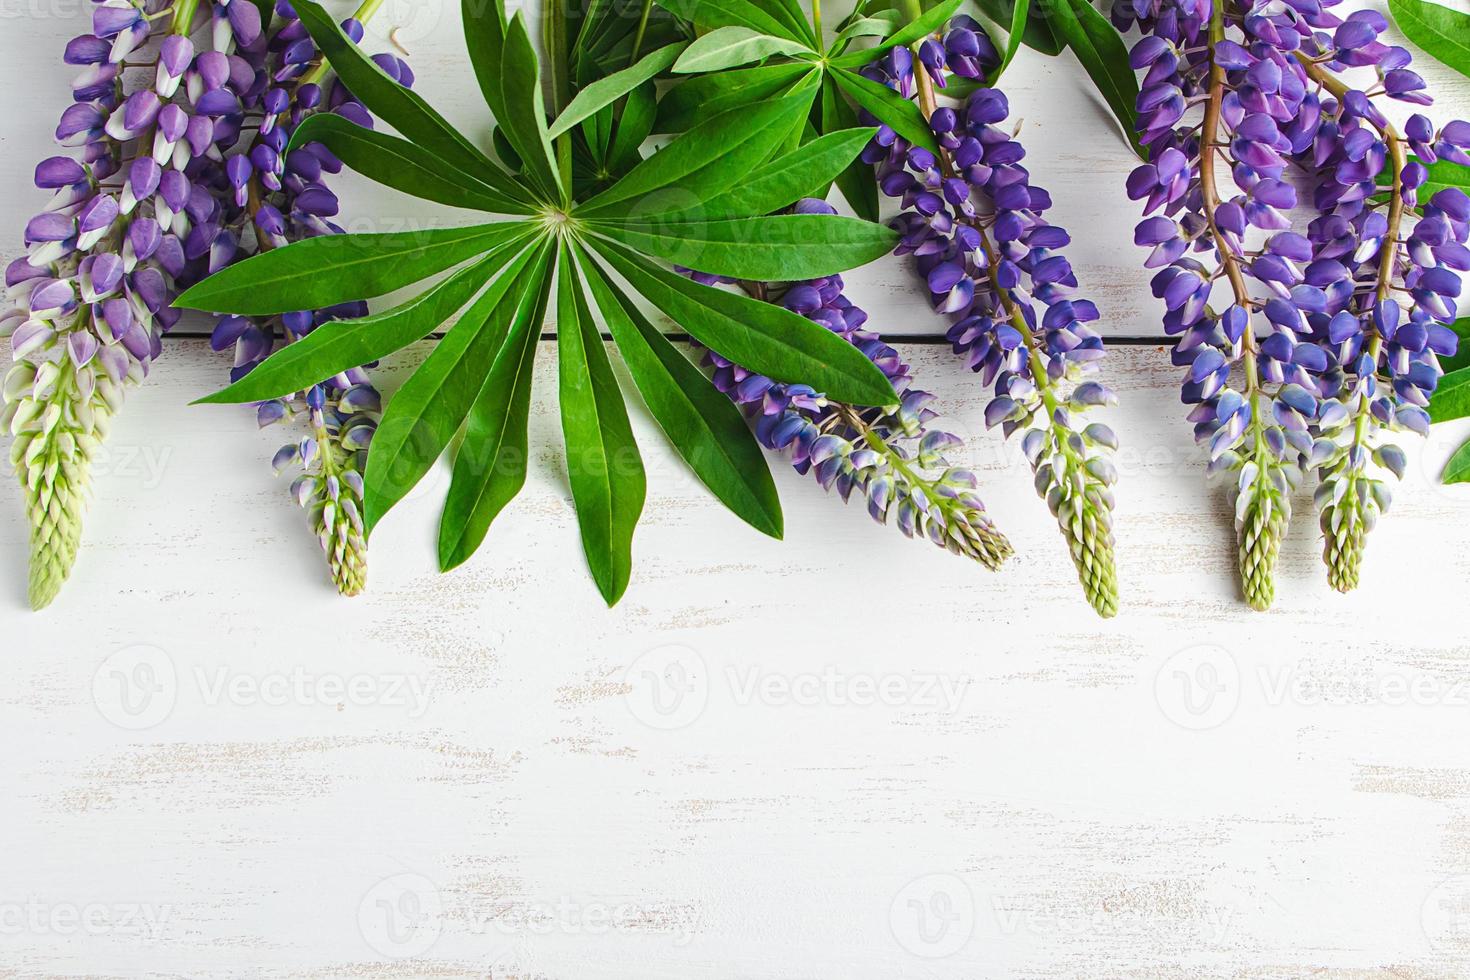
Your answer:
690;200;1013;569
1114;0;1470;605
860;17;1120;617
1;0;399;604
197;1;410;595
2;0;199;608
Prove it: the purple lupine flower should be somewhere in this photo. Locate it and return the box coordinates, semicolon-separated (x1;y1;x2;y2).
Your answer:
686;203;1013;569
197;4;409;595
1114;0;1469;602
3;0;206;610
861;16;1120;617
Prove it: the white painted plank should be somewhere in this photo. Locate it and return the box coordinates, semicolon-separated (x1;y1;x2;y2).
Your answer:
1;340;1470;976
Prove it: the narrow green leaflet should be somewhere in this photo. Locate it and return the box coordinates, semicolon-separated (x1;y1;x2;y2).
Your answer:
821;80;881;221
673;26;812;74
294;0;503;184
175;223;532;315
557;246;646;604
463;0;510;129
549;41;687;140
436;251;553;571
194;241;534;405
498;13;565;201
364;241;552;532
289;113;532;214
592;213;898;280
671;127;879;220
1430;365;1470;423
1424;160;1470;198
607;81;656;173
991;0;1030;83
832;14;902;48
1440;318;1470;375
1041;0;1144;157
656;0;811;45
1443;439;1470;484
978;0;1064;55
575;241;781;538
591;238;896;407
833;0;964;66
1389;0;1470;77
580;96;808;215
654;62;809;133
831;67;939;153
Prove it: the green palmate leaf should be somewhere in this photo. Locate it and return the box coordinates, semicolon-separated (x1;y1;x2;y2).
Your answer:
364;240;553;532
673;26;813;74
499;12;566;201
1442;438;1470;484
175;222;532;315
195;239;536;404
591;238;896;406
1430;365;1470;423
676;126;880;220
574;241;781;538
295;0;503;185
579;95;808;216
655;61;810;133
822;78;881;222
288;114;532;214
1389;0;1470;77
656;0;811;45
831;67;939;154
991;0;1031;83
436;247;554;571
1040;0;1144;157
549;41;687;140
557;245;646;604
833;0;964;66
591;213;898;280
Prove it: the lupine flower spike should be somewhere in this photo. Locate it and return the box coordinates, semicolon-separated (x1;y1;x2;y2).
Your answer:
3;0;203;608
1115;0;1468;606
204;0;407;595
693;200;1014;569
862;15;1121;617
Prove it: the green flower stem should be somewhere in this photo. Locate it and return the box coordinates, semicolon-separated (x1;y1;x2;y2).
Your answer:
299;0;390;88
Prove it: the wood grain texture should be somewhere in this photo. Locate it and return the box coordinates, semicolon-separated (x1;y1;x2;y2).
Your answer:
5;0;1470;975
2;340;1470;977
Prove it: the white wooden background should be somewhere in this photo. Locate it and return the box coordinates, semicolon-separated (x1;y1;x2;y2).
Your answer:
6;1;1470;977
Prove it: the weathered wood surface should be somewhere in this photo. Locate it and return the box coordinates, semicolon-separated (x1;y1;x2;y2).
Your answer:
6;0;1470;974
